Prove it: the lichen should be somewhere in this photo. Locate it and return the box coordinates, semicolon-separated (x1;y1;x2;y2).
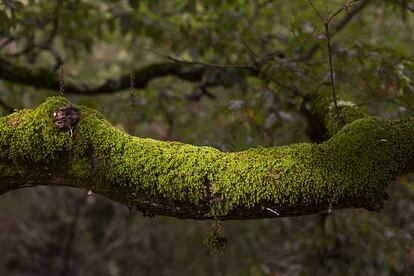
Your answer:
1;96;414;218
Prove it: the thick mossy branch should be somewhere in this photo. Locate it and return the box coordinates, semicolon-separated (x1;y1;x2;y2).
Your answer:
1;97;414;219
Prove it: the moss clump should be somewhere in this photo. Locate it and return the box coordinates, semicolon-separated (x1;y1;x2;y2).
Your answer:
1;97;414;218
0;97;74;162
204;221;227;255
211;117;414;215
307;88;367;136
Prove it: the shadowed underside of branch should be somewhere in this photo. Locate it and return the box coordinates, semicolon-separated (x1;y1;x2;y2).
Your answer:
1;94;414;220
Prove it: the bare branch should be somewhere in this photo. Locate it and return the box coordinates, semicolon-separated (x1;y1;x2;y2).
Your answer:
327;0;361;24
139;46;256;70
0;56;205;94
325;24;341;123
395;0;414;12
166;56;256;70
303;0;372;60
308;0;354;123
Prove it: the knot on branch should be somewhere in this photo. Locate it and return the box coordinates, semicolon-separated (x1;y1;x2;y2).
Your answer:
53;105;80;136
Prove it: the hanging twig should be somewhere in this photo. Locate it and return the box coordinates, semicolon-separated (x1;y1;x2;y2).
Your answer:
58;65;65;96
129;72;136;135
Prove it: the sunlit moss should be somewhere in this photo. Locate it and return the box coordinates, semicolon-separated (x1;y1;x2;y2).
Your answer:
1;97;413;218
307;88;367;136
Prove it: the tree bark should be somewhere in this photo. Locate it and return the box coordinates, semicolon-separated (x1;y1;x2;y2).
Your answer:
1;93;413;220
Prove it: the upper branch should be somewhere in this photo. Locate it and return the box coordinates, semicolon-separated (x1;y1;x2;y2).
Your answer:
0;56;219;94
303;0;372;60
0;1;370;95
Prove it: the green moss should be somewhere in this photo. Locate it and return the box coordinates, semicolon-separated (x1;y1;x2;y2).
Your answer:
204;221;227;255
1;97;414;218
0;97;74;162
69;158;93;178
211;117;414;215
307;88;367;136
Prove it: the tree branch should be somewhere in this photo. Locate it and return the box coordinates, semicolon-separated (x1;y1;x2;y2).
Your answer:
303;0;372;60
395;0;414;13
0;0;370;95
1;94;413;220
0;56;231;94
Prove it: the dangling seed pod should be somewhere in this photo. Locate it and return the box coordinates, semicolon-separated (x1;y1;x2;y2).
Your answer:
204;220;228;256
129;72;137;135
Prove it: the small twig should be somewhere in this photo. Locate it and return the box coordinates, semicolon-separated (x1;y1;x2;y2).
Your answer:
309;0;326;23
137;46;256;70
303;0;370;60
395;0;414;13
166;55;256;70
325;22;341;123
261;206;280;215
237;32;315;96
308;0;354;124
58;65;65;96
327;0;361;23
129;73;136;135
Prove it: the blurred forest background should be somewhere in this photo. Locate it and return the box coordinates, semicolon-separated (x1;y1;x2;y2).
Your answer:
1;0;414;275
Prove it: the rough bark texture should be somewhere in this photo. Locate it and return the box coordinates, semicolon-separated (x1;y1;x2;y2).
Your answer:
1;93;414;220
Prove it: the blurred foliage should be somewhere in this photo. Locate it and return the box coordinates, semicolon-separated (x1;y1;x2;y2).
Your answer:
1;0;414;275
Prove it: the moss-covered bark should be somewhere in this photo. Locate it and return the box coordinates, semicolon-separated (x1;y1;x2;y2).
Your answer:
1;96;414;220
